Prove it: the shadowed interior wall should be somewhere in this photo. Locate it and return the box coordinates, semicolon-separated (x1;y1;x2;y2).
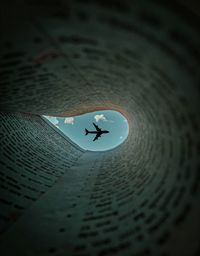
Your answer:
0;113;84;233
0;0;200;256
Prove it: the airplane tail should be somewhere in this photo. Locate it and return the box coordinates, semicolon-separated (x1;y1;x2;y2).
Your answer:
85;129;89;135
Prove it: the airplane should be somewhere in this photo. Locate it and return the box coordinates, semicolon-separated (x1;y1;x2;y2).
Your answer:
85;123;109;141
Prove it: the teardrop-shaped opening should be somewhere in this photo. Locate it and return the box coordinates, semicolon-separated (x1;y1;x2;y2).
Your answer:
43;110;129;151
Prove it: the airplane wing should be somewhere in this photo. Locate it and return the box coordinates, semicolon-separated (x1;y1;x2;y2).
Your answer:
93;122;101;131
93;133;101;141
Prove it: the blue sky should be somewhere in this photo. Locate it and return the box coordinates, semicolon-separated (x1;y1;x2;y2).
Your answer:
43;110;129;151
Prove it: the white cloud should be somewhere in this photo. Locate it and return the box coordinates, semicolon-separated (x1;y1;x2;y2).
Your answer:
94;114;107;122
94;114;114;123
45;116;59;125
64;117;74;125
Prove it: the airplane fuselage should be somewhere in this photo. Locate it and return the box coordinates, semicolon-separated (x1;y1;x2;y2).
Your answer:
87;130;109;134
85;123;109;141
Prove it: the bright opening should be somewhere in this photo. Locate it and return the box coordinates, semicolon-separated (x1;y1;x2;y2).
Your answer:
43;110;129;151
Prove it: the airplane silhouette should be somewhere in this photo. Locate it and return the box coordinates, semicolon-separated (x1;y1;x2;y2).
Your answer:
85;123;109;141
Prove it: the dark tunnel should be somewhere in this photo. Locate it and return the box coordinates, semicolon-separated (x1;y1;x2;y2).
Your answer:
0;0;200;255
